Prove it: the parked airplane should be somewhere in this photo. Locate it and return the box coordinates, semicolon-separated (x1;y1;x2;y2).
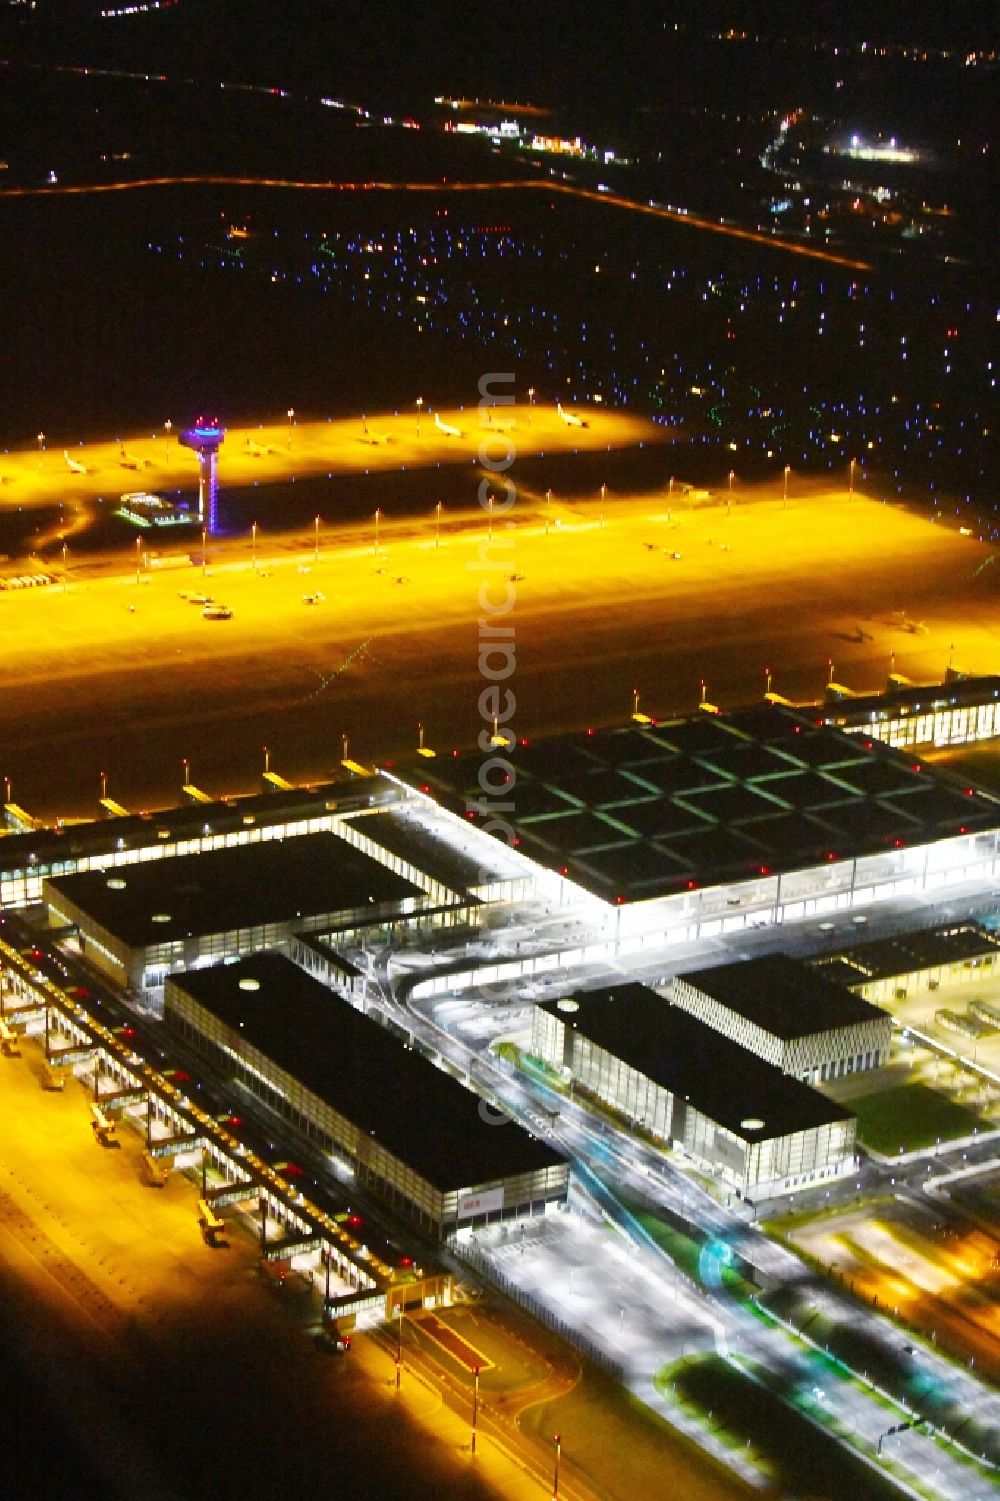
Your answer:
64;450;88;474
557;401;587;428
434;412;463;438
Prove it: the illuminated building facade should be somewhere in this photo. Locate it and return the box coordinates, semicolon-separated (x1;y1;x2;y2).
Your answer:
670;953;892;1085
531;985;856;1200
165;953;569;1238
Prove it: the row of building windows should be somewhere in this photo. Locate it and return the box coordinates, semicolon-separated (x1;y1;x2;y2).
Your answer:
818;1049;881;1081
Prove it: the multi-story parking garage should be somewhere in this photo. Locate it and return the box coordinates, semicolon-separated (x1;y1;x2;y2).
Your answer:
669;953;892;1084
531;983;856;1200
165;953;569;1238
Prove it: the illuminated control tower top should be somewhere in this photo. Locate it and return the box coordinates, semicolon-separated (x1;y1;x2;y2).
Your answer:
178;420;225;533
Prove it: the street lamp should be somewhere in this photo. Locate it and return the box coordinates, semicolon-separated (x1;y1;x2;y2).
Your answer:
100;770;107;803
36;432;45;451
435;500;442;548
527;386;535;427
765;666;772;698
783;464;790;506
314;514;320;565
552;1433;562;1499
396;1302;403;1389
487;493;494;541
415;396;423;437
374;507;382;556
471;1364;480;1454
182;758;190;789
252;520;258;573
286;407;294;446
135;535;141;586
849;456;857;495
164;418;172;433
201;526;208;580
61;537;68;592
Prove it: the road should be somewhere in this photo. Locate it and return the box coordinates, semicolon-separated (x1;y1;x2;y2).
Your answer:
357;902;1000;1500
0;174;873;271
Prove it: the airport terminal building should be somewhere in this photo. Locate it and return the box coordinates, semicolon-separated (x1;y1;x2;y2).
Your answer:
400;700;1000;996
670;953;892;1084
165;953;569;1238
43;831;432;997
531;984;856;1200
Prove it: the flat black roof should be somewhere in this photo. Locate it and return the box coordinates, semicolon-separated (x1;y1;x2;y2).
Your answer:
44;832;421;947
400;703;999;903
814;922;1000;983
166;954;564;1192
540;983;853;1142
0;773;396;879
342;809;483;895
676;953;887;1038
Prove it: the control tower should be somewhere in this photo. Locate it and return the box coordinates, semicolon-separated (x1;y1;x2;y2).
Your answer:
178;420;225;533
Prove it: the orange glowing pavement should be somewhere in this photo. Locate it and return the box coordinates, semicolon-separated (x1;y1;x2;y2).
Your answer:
0;405;663;513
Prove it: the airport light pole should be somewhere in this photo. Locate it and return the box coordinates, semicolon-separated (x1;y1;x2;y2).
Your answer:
135;535;141;586
728;469;735;516
471;1364;480;1454
374;507;381;556
314;514;320;565
286;407;294;447
552;1433;561;1499
100;770;107;802
201;526;208;580
252;520;258;573
782;464;790;508
849;456;857;495
527;386;535;427
61;537;67;592
415;396;423;437
182;758;190;789
36;431;45;451
435;500;442;548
